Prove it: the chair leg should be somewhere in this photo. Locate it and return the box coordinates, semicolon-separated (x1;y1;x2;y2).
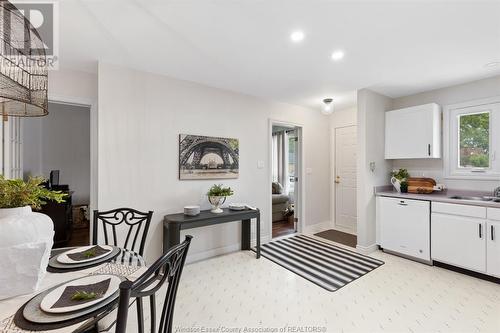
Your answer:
136;297;144;333
150;294;156;333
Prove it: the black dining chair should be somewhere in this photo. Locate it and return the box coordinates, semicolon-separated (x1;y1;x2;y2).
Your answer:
93;208;153;256
114;235;192;333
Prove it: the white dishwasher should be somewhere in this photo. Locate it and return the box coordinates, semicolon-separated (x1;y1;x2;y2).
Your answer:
376;196;431;261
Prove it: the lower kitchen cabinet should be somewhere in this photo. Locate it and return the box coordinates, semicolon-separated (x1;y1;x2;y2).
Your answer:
431;212;486;273
377;197;500;278
487;219;500;278
376;196;430;261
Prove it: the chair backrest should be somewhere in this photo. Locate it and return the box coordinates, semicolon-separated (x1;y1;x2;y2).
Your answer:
115;235;192;333
93;208;153;256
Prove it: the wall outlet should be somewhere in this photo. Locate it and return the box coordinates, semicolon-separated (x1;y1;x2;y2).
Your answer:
306;168;313;175
257;160;265;169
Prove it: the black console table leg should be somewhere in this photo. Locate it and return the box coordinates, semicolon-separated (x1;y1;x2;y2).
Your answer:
167;223;181;252
241;219;251;251
256;215;260;259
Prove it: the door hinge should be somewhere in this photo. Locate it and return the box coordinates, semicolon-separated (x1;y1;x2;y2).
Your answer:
294;177;298;182
294;217;298;222
294;137;298;142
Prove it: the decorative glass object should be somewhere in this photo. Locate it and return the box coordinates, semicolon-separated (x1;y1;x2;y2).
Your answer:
0;1;48;117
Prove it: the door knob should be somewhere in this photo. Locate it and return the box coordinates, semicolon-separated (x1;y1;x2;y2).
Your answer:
335;176;340;184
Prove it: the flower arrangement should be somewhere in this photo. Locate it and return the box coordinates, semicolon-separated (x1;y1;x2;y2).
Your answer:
207;184;234;214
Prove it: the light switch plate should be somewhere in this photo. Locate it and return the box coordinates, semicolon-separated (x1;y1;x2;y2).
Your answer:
257;160;265;169
306;168;313;175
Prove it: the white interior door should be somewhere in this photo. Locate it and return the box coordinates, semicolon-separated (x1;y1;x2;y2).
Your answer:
334;125;357;234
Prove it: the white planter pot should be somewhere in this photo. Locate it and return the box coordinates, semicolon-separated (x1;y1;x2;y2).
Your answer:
208;196;226;214
0;206;54;300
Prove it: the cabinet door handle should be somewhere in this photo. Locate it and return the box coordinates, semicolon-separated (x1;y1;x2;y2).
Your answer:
479;224;483;239
398;201;408;206
428;144;431;156
492;225;495;241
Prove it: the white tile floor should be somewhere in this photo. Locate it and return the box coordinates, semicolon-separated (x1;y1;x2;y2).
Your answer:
171;235;500;333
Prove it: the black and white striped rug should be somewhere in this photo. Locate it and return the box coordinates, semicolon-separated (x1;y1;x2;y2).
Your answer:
260;234;384;292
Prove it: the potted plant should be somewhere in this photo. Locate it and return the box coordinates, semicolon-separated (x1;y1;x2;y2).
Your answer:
390;168;410;193
207;184;234;213
0;175;66;300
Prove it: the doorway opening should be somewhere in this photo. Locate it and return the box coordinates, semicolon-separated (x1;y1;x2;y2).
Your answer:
271;123;301;239
22;101;91;247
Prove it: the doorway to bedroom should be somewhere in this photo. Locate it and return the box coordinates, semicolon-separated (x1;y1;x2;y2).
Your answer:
271;123;301;239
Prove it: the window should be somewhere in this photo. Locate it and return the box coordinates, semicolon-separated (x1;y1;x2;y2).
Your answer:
288;133;296;191
458;112;489;169
445;98;500;179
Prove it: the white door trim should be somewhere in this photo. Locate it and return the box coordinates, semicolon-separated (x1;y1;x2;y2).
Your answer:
48;93;98;217
268;119;305;242
332;124;357;235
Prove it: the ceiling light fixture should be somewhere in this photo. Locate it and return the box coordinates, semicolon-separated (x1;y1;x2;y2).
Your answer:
322;98;334;115
290;30;305;43
331;50;345;61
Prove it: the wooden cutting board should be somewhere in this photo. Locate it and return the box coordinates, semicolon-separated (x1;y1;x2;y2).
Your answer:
407;177;436;194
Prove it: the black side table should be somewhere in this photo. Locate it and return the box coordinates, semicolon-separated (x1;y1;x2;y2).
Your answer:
163;208;260;258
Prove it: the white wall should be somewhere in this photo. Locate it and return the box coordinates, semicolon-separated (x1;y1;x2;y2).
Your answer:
357;89;392;252
329;107;357;231
48;69;98;102
98;63;331;263
23;103;91;205
391;75;500;191
48;68;99;210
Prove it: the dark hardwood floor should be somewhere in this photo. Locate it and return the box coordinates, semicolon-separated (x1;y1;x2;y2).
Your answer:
272;219;296;238
67;226;90;247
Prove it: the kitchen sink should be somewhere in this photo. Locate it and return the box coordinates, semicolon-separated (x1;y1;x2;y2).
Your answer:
448;195;494;201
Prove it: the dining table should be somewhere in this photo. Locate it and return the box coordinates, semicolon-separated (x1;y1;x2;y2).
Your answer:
0;247;148;333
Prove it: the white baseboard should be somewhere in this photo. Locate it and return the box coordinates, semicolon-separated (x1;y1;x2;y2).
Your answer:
356;243;378;254
186;235;271;264
302;221;333;235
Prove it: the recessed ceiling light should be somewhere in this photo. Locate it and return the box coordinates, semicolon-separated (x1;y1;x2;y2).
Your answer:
484;61;500;69
331;50;345;61
290;30;305;43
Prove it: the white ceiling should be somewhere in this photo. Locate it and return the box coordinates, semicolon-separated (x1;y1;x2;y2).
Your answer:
57;0;500;110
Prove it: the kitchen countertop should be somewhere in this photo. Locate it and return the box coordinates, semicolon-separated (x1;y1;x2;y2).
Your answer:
375;185;500;208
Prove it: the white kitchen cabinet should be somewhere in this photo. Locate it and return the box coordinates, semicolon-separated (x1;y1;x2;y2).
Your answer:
376;196;430;261
385;103;441;159
487;220;500;277
487;208;500;277
431;212;486;273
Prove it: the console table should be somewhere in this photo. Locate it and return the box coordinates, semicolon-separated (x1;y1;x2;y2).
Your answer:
163;208;260;258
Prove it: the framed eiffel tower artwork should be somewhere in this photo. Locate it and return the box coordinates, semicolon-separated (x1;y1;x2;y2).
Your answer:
179;134;239;180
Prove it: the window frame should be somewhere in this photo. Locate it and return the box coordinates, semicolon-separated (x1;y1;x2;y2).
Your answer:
444;96;500;180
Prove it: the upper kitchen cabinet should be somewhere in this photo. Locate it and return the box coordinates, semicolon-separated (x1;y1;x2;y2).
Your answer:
385;103;441;159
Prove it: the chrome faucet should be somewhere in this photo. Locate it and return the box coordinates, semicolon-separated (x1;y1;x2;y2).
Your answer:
494;186;500;198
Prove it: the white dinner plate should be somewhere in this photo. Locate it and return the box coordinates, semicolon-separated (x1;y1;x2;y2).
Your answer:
40;275;121;314
57;245;113;264
229;203;246;210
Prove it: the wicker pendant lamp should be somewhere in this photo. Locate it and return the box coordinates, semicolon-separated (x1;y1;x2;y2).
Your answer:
0;0;48;117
